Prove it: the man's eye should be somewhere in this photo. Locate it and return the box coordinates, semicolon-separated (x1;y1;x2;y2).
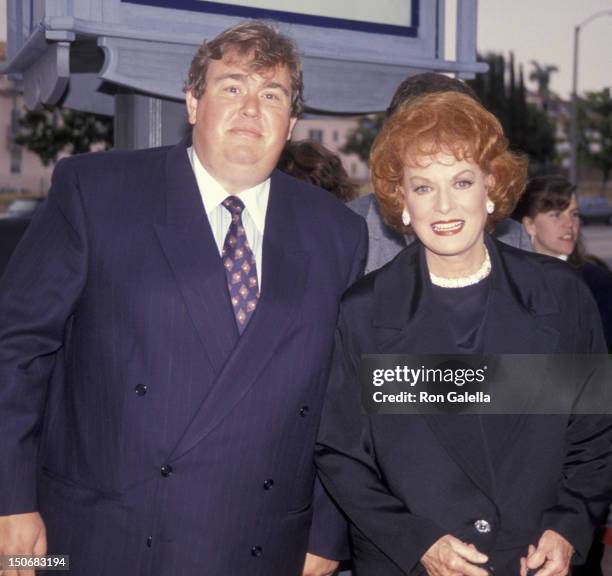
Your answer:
455;180;473;189
225;86;241;94
263;92;280;101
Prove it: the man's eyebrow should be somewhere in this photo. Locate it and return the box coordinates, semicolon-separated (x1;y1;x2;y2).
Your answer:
263;81;290;97
213;72;248;84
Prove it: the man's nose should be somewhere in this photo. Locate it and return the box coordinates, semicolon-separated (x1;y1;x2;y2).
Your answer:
241;92;261;118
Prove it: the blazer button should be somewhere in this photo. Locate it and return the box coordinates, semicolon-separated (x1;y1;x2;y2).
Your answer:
263;478;274;490
474;519;491;533
146;536;153;548
299;405;309;417
251;545;263;557
160;464;173;477
134;384;148;396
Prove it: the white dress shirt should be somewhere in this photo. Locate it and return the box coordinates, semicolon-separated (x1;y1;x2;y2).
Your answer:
188;146;269;288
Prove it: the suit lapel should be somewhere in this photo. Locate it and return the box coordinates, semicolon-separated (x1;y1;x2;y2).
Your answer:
365;196;407;272
170;171;310;458
154;138;239;375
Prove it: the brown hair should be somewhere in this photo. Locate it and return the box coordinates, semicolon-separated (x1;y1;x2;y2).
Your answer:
386;72;479;118
185;20;303;117
513;175;595;268
370;91;528;234
513;175;575;220
278;140;358;202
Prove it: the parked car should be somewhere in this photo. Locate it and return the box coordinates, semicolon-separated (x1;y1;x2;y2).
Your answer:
578;196;612;225
0;198;45;220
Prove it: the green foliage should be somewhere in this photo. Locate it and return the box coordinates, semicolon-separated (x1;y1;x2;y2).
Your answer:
341;113;384;163
341;53;558;172
14;107;113;166
528;61;558;99
578;88;612;188
468;53;557;172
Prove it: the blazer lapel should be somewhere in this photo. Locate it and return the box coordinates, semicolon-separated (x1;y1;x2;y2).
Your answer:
483;237;562;452
154;138;239;375
371;243;496;500
170;171;310;458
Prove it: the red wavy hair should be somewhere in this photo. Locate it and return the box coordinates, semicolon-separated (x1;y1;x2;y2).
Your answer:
370;91;528;234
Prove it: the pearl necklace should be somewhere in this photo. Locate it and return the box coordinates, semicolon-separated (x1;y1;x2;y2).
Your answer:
429;248;491;288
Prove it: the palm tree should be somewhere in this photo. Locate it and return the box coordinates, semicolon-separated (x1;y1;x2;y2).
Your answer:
529;61;559;110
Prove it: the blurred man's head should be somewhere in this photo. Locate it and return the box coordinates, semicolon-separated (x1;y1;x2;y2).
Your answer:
386;72;479;118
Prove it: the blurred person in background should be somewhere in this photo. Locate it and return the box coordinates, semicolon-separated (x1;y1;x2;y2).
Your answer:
515;175;612;352
278;140;358;202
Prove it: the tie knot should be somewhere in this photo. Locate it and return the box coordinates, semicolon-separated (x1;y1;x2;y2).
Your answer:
222;196;245;215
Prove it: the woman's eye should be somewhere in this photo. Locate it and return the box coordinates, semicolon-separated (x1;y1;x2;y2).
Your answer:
455;180;473;189
414;185;431;194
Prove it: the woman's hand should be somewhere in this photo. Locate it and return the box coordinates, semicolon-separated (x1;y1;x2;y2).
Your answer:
421;534;489;576
520;530;573;576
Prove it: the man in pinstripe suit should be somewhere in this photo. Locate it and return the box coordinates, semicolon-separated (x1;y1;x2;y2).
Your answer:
0;21;366;576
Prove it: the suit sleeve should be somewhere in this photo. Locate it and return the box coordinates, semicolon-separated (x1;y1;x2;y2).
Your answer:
307;216;368;561
540;280;612;561
315;309;446;573
0;158;88;515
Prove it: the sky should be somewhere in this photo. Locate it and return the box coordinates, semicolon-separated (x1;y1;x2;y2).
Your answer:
477;0;612;98
0;0;611;99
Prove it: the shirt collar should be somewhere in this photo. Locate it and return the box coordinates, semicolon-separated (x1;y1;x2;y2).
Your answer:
188;146;269;234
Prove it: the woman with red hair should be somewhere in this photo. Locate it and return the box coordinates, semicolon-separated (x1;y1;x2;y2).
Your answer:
315;92;610;576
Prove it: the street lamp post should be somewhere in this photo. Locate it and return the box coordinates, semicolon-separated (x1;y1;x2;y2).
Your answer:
570;10;612;185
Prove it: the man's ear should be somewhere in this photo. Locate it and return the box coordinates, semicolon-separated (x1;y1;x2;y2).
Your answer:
286;116;298;141
185;90;198;126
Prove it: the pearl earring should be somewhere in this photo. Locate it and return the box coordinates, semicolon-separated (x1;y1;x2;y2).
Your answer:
401;209;411;227
486;199;495;215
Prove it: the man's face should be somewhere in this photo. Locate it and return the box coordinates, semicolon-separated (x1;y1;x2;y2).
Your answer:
186;53;297;193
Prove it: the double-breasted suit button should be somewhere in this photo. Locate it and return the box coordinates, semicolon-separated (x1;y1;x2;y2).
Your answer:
474;519;491;533
250;545;263;557
263;478;274;490
134;383;147;396
299;405;309;417
146;536;153;548
160;464;173;477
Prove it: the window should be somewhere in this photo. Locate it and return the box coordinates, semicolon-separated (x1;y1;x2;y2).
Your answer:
308;129;324;143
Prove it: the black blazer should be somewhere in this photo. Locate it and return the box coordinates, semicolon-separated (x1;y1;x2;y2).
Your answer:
315;236;610;575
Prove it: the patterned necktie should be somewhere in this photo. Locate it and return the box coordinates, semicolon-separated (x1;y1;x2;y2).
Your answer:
221;196;260;333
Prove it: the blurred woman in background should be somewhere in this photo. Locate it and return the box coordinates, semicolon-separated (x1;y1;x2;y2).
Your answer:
278;139;358;202
514;175;612;351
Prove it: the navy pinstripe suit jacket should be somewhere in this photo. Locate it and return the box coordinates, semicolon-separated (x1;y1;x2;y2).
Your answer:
0;138;367;575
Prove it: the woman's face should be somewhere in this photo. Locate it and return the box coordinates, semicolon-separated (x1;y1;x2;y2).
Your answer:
401;153;493;277
523;194;579;257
